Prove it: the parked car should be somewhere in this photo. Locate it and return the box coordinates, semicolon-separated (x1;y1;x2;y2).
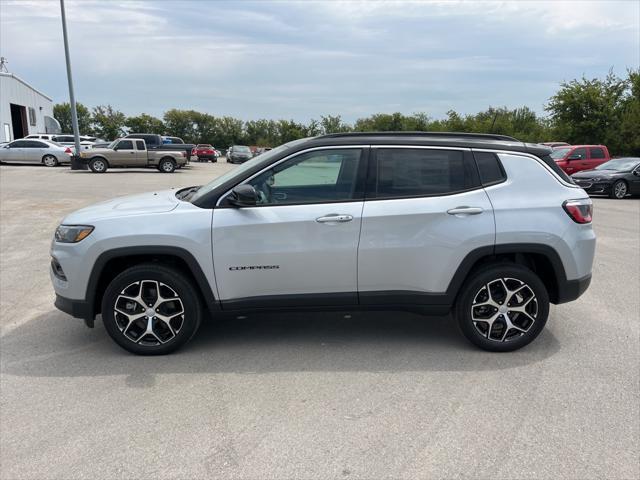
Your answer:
195;144;218;162
226;145;253;163
80;138;187;173
24;133;58;142
0;139;73;166
124;134;195;162
550;145;610;174
51;132;595;355
540;142;570;148
51;135;106;152
571;157;640;199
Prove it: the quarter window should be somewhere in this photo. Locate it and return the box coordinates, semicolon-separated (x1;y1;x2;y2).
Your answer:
136;140;145;150
474;151;506;185
247;149;362;205
375;148;478;198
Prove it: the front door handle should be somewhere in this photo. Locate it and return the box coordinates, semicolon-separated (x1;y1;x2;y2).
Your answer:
447;206;484;216
316;214;353;223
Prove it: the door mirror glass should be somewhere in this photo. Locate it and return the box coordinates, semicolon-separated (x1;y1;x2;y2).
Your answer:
228;184;258;207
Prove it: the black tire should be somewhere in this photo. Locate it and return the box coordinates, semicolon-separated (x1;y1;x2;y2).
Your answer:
89;157;108;173
102;264;202;355
455;263;549;352
609;179;628;199
158;158;176;173
42;154;58;167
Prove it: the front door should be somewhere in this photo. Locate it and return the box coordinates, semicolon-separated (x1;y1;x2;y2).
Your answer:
110;139;137;166
212;147;366;307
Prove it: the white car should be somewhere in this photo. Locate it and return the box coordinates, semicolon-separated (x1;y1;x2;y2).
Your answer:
0;139;73;166
25;134;106;152
50;132;595;355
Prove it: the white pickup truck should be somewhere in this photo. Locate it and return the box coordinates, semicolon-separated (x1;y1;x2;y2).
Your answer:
81;138;187;173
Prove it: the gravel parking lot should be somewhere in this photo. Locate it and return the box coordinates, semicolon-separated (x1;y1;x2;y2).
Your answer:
1;162;638;480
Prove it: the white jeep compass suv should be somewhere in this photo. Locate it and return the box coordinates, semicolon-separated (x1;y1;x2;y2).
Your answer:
51;132;595;354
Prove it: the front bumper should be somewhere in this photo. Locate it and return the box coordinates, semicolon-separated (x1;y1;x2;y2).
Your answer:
573;180;613;195
54;294;95;327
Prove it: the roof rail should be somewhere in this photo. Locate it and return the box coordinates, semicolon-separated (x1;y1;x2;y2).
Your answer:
318;131;520;142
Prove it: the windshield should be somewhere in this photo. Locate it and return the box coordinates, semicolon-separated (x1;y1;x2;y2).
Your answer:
189;139;308;203
234;145;251;153
595;158;640;171
550;148;571;159
107;139;119;149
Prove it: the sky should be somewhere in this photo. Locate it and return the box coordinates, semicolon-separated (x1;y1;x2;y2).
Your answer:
1;0;638;122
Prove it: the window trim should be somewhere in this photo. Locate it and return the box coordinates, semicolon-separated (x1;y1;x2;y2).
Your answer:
365;145;482;201
216;145;370;208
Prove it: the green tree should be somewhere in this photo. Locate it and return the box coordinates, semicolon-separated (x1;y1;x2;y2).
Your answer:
618;69;640;155
546;71;629;153
125;113;165;135
92;105;126;140
53;102;93;134
163;109;199;143
319;115;351;134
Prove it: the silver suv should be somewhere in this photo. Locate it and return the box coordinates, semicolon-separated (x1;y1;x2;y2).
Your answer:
50;132;595;355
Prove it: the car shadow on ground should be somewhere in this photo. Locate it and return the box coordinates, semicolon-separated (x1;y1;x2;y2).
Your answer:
1;309;560;382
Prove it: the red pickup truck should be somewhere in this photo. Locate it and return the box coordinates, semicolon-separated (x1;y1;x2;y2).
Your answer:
550;145;610;174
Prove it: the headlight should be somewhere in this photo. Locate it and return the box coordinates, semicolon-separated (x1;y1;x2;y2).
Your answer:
55;225;94;243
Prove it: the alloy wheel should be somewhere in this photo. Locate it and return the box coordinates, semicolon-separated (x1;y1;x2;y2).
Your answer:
113;280;185;346
92;160;105;172
470;277;538;342
614;181;627;199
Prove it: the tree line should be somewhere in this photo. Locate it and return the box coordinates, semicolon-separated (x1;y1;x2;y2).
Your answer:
53;69;639;156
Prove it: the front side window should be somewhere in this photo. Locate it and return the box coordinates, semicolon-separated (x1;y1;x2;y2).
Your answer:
247;149;362;206
10;140;28;148
572;147;587;159
117;140;134;150
375;148;478;198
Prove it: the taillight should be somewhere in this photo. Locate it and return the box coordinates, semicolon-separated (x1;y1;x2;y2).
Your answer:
563;198;593;224
64;147;72;154
191;148;196;155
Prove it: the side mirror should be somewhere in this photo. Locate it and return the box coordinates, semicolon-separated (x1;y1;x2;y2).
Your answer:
567;154;582;160
113;145;119;151
633;169;640;177
228;184;258;207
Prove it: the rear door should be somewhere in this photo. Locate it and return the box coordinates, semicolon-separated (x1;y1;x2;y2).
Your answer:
357;147;494;306
588;147;607;169
23;140;49;163
134;140;148;166
212;147;366;307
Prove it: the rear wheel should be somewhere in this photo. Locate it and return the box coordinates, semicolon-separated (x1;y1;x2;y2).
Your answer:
610;180;628;199
455;264;549;352
42;154;58;167
89;157;108;173
158;158;176;173
102;264;202;355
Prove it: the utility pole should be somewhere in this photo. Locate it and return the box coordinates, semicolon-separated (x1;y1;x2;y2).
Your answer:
60;0;85;169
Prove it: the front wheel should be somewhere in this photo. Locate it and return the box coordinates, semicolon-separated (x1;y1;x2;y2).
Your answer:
158;158;176;173
610;180;628;199
455;264;549;352
101;264;202;355
89;157;108;173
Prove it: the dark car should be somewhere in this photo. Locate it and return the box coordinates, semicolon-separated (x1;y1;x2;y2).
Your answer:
571;157;640;199
226;145;253;164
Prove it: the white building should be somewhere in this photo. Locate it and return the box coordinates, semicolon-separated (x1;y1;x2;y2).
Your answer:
0;72;60;143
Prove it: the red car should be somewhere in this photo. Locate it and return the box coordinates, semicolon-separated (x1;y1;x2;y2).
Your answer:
549;145;610;174
195;144;218;162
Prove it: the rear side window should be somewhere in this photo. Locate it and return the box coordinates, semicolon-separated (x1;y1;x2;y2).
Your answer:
590;147;605;159
374;148;479;198
473;152;506;185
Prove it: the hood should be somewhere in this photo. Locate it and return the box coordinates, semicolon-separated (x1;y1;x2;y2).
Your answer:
62;189;180;224
572;169;625;179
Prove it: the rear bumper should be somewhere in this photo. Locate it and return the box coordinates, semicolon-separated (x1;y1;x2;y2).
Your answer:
555;274;592;304
54;294;95;327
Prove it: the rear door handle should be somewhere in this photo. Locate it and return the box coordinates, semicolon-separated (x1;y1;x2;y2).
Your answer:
316;214;353;223
447;206;484;216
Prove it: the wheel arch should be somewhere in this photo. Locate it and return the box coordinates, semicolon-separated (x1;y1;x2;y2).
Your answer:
87;246;219;319
447;244;569;305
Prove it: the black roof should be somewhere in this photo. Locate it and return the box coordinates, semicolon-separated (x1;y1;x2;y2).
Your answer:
299;131;551;157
